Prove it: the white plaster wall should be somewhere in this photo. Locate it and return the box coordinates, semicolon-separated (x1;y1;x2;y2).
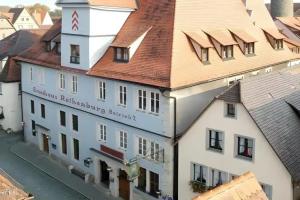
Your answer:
42;12;53;26
13;9;39;30
178;100;293;200
0;82;22;132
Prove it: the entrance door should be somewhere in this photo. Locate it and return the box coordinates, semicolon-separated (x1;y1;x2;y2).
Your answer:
100;161;109;187
119;170;130;200
42;133;49;153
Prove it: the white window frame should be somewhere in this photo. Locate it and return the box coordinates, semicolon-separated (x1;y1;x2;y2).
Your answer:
97;123;107;142
191;163;208;186
59;73;65;90
150;92;160;114
138;89;147;111
97;81;106;100
119;131;128;149
150;141;160;161
72;75;78;94
225;102;237;119
235;134;255;161
265;67;273;73
206;129;224;153
138;137;147;156
119;85;127;106
210;168;228;187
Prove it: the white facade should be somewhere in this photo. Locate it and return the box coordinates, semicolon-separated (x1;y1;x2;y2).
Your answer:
0;82;22;132
13;9;39;30
178;99;293;200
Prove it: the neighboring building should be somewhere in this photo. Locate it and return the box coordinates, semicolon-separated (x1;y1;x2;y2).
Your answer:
274;17;300;53
0;169;33;200
178;71;300;200
0;7;39;30
0;13;15;40
31;10;53;28
14;0;300;200
193;172;269;200
0;30;45;132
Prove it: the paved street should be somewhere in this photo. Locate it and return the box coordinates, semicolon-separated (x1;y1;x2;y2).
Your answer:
0;131;88;200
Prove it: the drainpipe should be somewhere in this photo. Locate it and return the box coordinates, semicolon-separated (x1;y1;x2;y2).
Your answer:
161;90;178;200
18;61;25;141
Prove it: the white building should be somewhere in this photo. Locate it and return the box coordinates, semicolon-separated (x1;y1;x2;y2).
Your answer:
178;72;300;200
15;0;300;200
0;30;44;132
31;10;53;27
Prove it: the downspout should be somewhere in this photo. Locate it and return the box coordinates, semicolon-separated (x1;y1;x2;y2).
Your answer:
17;61;25;141
161;90;178;200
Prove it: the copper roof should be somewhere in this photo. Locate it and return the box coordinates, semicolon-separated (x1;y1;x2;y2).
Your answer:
15;0;300;89
193;172;269;200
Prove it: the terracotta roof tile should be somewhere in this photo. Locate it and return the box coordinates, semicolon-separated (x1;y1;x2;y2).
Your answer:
262;28;286;39
230;29;258;43
88;0;137;9
41;19;61;42
184;32;213;48
205;30;238;46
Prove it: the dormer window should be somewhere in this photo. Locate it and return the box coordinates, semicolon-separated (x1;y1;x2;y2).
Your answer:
45;42;51;52
262;29;285;50
114;47;129;62
245;42;255;54
275;39;283;50
184;32;213;63
70;45;80;64
222;45;233;59
56;43;61;54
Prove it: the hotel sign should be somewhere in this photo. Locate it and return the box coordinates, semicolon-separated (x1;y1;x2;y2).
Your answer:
33;87;137;121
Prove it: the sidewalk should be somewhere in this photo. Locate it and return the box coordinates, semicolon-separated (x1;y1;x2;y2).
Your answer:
10;142;119;200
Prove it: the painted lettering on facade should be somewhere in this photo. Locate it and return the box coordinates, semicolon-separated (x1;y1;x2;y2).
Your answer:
33;87;137;121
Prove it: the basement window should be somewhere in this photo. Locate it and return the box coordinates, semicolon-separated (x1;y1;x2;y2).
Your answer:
114;47;129;62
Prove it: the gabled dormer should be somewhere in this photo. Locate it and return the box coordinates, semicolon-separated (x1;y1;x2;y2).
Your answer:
56;0;137;70
230;30;257;55
206;30;237;60
262;29;285;50
184;32;213;63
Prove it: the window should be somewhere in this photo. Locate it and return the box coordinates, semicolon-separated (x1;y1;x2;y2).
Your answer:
138;90;147;110
73;138;79;160
56;43;61;54
41;104;45;118
31;100;35;114
60;111;66;126
245;42;255;55
59;73;65;89
45;42;51;52
222;45;233;59
0;83;2;95
39;69;45;84
227;75;244;86
30;67;33;81
138;167;147;191
265;67;273;73
149;171;159;198
98;124;107;142
119;131;127;149
61;133;67;155
261;183;272;200
32;120;36;136
72;114;78;132
70;45;80;64
208;129;224;152
201;48;209;62
150;92;159;114
98;81;106;100
150;141;160;161
275;39;283;50
192;163;208;185
72;75;78;93
18;83;21;94
138;137;147;156
210;168;228;187
237;136;254;160
119;86;127;106
114;47;129;62
225;103;236;118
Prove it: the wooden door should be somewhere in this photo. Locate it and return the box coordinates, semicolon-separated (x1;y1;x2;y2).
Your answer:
119;170;130;200
43;134;49;153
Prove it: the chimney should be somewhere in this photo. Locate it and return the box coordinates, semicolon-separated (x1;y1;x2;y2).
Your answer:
271;0;294;18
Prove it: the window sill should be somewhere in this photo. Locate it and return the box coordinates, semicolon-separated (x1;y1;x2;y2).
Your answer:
136;109;146;114
235;154;253;162
245;53;256;57
207;147;223;154
97;98;106;103
148;112;159;116
225;115;236;119
222;57;234;61
117;104;127;108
